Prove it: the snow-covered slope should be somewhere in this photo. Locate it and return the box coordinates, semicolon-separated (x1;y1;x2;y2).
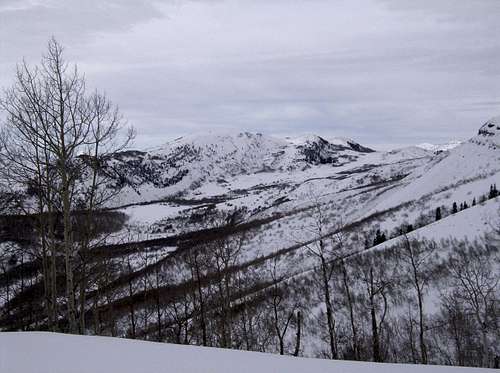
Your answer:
0;332;489;373
368;117;500;216
373;197;499;252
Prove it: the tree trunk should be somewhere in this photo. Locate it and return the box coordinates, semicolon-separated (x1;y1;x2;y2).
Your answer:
79;266;87;334
321;255;337;359
481;324;489;367
272;292;284;355
156;289;162;341
417;289;427;364
193;252;207;346
369;269;382;362
341;259;358;360
407;239;428;364
61;166;77;333
293;311;301;357
407;312;417;364
370;297;381;362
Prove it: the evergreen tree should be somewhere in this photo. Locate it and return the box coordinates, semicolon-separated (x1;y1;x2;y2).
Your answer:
373;230;387;246
435;207;442;221
463;201;468;209
407;224;414;232
489;184;498;199
472;197;476;206
452;202;458;214
374;230;381;246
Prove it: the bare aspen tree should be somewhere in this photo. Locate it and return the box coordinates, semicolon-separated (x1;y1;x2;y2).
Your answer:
301;197;339;359
0;65;59;331
153;253;164;342
356;254;393;363
234;269;252;350
267;257;297;355
293;310;302;357
76;93;133;333
185;247;208;346
333;230;360;360
340;256;359;359
0;38;133;333
138;249;153;336
403;306;419;363
125;254;137;339
398;235;436;364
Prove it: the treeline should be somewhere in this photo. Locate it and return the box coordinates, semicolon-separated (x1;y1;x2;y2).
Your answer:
449;183;498;215
367;182;499;249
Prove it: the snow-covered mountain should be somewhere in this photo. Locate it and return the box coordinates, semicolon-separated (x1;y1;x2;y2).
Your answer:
108;116;498;242
107;132;376;205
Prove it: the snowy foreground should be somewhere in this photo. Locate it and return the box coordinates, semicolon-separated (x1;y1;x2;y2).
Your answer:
0;332;491;373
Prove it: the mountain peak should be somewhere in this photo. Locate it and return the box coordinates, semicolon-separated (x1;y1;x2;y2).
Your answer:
285;134;374;153
476;116;500;147
478;116;500;136
416;141;462;153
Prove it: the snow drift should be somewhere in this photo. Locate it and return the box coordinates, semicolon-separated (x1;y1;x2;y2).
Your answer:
0;332;491;373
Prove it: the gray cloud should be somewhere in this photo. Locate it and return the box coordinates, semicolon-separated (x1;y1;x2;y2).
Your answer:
1;0;500;150
0;0;162;63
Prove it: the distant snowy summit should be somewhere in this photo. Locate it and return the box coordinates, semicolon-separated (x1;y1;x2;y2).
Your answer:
284;133;374;154
476;115;500;147
479;115;500;135
416;141;462;153
415;115;500;152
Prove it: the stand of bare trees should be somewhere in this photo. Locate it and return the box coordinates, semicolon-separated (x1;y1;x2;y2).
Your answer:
0;196;497;369
0;37;133;333
440;240;499;367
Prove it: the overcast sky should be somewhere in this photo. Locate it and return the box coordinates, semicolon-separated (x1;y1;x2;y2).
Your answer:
1;0;500;150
